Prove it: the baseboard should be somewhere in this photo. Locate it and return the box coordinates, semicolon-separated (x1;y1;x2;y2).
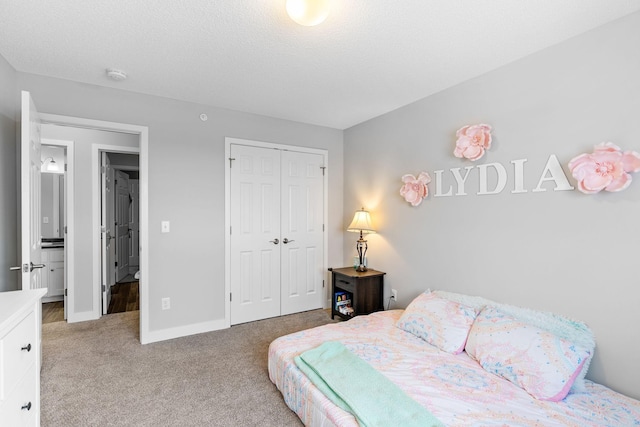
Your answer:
67;310;100;323
141;318;229;345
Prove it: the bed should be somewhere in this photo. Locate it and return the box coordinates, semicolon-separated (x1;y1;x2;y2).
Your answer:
268;290;640;426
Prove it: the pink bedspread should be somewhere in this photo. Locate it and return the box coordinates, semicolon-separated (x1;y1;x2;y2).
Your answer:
268;310;640;427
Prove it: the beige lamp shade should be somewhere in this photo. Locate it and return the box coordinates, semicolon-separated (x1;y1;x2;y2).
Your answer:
347;209;376;234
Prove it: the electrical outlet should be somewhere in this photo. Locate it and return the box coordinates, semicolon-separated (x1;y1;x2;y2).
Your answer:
161;297;170;310
391;289;398;300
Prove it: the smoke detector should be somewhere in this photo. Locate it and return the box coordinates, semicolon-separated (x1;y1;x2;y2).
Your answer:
106;68;127;81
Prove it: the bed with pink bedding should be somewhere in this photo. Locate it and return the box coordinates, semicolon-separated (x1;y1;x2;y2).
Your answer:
268;291;640;426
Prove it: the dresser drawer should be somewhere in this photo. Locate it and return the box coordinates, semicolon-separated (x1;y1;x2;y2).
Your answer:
0;365;37;426
334;275;355;293
0;311;36;401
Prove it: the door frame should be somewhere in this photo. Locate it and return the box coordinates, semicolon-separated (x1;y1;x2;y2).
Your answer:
41;138;75;320
39;113;150;344
224;137;329;328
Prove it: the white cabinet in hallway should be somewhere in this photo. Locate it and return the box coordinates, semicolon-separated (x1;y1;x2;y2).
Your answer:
41;248;64;300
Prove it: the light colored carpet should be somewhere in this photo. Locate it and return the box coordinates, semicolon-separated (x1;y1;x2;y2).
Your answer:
41;309;336;426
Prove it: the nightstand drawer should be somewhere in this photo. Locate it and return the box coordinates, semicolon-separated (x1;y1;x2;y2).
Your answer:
0;311;36;401
334;276;355;292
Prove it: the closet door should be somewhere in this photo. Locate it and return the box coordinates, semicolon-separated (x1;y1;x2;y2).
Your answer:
230;145;281;325
280;151;324;315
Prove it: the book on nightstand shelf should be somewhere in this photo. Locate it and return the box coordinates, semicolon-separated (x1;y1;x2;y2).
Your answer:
335;291;354;316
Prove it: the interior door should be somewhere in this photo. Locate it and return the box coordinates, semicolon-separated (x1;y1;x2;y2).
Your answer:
63;172;68;319
115;170;130;281
230;144;281;325
280;151;324;315
20;91;45;289
128;179;140;272
101;153;115;314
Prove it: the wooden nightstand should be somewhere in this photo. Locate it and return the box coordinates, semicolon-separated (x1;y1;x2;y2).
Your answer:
329;267;386;320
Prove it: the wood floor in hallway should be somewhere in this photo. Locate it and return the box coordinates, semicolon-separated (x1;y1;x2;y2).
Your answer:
42;281;139;324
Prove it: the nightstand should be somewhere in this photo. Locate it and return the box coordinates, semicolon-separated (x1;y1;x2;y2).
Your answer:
329;267;386;320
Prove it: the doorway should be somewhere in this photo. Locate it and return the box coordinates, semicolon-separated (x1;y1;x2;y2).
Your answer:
40;139;74;322
100;151;140;315
37;110;150;343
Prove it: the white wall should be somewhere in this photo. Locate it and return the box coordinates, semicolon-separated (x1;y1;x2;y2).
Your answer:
17;72;344;334
0;54;18;292
344;12;640;399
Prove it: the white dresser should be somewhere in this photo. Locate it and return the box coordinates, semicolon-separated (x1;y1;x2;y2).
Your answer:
0;289;47;426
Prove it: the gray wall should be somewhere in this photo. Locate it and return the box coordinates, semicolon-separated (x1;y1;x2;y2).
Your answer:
344;12;640;399
17;72;344;332
0;54;18;292
41;125;139;314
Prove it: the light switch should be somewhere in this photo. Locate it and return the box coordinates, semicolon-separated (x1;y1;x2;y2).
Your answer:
161;221;170;233
43;217;49;224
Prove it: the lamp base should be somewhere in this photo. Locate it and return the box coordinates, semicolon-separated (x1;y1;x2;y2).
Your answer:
356;265;368;272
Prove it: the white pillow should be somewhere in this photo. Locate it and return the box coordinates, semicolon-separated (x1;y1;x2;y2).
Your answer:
466;306;590;401
433;290;595;393
396;292;478;354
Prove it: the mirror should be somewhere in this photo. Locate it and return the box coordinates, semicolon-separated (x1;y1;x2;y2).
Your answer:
41;145;66;239
41;173;64;238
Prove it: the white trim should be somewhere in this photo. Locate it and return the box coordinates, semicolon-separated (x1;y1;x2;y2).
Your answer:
69;310;100;323
41;138;75;322
224;137;329;327
143;318;228;344
39;113;149;344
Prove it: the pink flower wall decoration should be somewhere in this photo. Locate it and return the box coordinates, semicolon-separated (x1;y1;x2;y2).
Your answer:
400;172;431;206
568;142;640;194
454;124;493;161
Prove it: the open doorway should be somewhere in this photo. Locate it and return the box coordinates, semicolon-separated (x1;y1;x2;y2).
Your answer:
40;140;74;323
101;151;140;315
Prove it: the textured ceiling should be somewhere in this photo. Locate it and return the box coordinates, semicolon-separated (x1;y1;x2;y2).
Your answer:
1;1;639;129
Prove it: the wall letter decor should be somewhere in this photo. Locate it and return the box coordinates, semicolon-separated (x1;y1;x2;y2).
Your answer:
400;172;431;206
453;124;492;161
532;154;574;192
568;142;640;194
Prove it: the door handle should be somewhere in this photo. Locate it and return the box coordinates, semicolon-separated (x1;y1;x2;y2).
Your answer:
269;238;279;245
283;238;295;244
9;266;22;271
30;262;46;272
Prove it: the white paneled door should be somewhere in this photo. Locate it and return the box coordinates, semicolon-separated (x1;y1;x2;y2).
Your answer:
115;170;130;281
280;150;324;315
101;152;115;314
229;144;325;325
19;91;44;290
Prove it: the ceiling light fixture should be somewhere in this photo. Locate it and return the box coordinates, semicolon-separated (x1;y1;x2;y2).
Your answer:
106;68;127;81
42;157;60;173
286;0;330;27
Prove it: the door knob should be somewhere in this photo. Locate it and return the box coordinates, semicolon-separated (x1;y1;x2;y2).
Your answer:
9;266;22;271
269;238;279;245
283;238;295;244
30;262;46;272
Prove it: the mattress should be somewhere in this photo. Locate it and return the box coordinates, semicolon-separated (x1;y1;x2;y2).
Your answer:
268;310;640;427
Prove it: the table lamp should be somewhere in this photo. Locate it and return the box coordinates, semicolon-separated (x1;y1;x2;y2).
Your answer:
347;208;376;272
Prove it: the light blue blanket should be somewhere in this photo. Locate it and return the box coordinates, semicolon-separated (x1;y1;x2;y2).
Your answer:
294;341;444;427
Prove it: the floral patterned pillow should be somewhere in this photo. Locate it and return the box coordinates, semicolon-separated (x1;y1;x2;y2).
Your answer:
465;306;590;401
396;292;478;354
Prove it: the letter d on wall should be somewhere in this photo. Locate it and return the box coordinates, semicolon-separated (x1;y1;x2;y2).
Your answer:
478;163;507;195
